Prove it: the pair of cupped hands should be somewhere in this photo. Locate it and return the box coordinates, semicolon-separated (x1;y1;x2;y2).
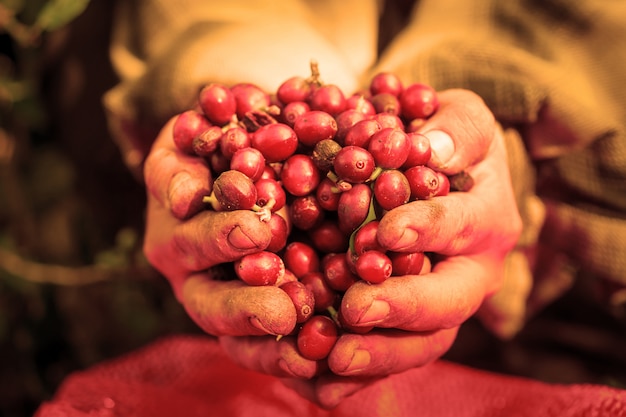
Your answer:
142;81;522;408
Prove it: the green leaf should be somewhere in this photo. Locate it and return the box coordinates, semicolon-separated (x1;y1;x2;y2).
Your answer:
35;0;90;31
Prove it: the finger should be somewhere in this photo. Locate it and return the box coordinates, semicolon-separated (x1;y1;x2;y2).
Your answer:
340;254;500;330
219;335;319;379
143;205;273;292
144;116;212;220
328;327;458;377
419;88;496;173
280;375;377;410
181;274;297;336
377;127;521;256
173;209;274;269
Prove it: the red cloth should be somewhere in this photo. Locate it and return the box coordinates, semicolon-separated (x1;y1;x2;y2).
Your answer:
35;335;626;417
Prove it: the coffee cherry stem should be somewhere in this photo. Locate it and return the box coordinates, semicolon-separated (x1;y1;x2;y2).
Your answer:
326;171;352;191
306;59;323;87
348;194;378;255
252;198;276;222
367;166;384;183
202;192;222;211
326;305;341;326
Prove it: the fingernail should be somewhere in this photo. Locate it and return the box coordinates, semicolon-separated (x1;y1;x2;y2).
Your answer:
248;316;276;335
358;300;389;325
343;349;371;374
228;226;259;250
425;130;454;168
168;171;192;201
389;228;419;251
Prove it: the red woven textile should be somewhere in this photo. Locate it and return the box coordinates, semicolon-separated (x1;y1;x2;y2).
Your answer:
34;335;626;417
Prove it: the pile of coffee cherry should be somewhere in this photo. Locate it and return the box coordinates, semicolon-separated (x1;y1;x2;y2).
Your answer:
172;62;472;361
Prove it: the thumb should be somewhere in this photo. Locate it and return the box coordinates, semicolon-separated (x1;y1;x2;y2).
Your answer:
420;89;496;174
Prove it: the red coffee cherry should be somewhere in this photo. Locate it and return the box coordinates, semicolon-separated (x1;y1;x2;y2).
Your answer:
173;110;213;155
400;83;439;120
333;146;376;184
296;315;338;360
251;123;298;162
280;280;315;323
198;83;237;126
404;165;440;200
355;250;393;284
234;251;285;286
280;154;321;197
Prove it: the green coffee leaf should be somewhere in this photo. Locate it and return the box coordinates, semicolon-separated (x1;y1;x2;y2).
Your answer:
35;0;90;31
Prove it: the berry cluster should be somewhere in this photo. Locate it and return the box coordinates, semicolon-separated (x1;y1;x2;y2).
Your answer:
171;62;473;362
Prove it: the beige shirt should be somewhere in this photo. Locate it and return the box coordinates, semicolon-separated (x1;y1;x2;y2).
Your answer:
104;0;626;338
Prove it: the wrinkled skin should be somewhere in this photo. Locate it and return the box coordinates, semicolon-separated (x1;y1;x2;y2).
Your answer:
142;89;522;409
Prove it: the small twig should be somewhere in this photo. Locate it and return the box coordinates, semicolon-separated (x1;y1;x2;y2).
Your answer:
0;247;155;286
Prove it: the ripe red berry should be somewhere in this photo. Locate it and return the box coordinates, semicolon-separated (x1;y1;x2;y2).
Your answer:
315;177;341;211
337;183;372;234
280;154;321;197
355;250;393;284
293;110;338;147
353;220;384;255
322;252;359;292
283;241;320;279
309;84;346;116
296;315;338;360
370;93;401;115
333;146;376;183
369;72;404;97
389;251;425;276
373;169;411;211
308;220;349;254
254;178;286;212
334;109;367;144
198;83;237;125
372;112;404;130
343;119;382;148
402;132;432;168
173;110;212;155
230;147;266;181
281;101;310;126
234;251;285;286
404;165;440;200
266;213;289;252
280;280;315;323
231;83;271;119
289;195;325;231
251;123;298;162
300;272;340;313
367;128;411;169
220;126;251;159
345;93;376;116
276;76;313;104
400;83;439;120
434;171;451;196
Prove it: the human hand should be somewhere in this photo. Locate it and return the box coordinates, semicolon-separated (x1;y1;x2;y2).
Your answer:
333;88;523;373
219;88;523;408
142;117;298;336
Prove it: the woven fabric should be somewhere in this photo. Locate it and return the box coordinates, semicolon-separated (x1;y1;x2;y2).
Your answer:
34;335;626;417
